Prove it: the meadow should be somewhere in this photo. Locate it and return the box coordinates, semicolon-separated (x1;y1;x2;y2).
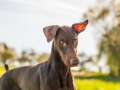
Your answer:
0;66;120;90
75;76;120;90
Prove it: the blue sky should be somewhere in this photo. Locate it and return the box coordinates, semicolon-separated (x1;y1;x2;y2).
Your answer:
0;0;97;56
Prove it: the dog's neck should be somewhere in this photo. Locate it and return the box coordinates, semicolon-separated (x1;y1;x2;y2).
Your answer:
48;41;70;87
49;42;69;71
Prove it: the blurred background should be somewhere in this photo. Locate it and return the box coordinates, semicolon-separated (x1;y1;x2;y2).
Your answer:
0;0;120;90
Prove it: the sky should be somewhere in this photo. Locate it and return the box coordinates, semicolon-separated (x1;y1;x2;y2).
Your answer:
0;0;97;56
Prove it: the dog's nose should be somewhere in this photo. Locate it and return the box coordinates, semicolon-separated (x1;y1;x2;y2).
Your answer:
70;59;79;66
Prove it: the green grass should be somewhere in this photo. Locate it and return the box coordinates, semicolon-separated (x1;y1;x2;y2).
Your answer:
0;65;16;77
0;66;120;90
75;76;120;90
0;66;6;77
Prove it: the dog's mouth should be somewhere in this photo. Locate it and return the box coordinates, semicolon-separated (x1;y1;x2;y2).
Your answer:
64;61;79;67
71;63;79;67
61;56;80;67
70;63;79;67
69;59;79;67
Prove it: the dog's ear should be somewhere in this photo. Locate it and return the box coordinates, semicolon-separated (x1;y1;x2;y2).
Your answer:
43;25;59;42
72;19;88;34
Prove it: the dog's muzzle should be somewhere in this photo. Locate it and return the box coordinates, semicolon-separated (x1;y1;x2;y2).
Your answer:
70;59;79;66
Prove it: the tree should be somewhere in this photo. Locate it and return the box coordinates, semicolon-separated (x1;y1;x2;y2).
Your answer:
18;50;30;65
0;43;17;64
28;49;36;64
37;53;49;63
18;49;37;65
79;53;98;71
84;0;120;77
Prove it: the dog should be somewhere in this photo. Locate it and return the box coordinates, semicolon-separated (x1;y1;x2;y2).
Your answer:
0;20;88;90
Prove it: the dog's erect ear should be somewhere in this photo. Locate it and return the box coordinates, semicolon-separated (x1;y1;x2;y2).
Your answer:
43;25;59;42
72;19;88;34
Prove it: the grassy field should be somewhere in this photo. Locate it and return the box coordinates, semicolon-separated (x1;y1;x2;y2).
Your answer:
0;65;16;77
0;66;6;77
75;76;120;90
0;66;120;90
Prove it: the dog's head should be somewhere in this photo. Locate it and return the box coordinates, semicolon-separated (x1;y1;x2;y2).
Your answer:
43;20;88;67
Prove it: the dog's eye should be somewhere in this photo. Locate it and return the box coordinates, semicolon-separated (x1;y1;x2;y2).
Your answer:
60;41;67;46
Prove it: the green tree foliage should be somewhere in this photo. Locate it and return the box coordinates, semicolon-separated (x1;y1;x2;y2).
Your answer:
84;0;120;77
18;50;30;64
18;49;38;65
37;53;49;63
0;49;15;64
0;43;17;64
18;50;49;65
28;49;36;64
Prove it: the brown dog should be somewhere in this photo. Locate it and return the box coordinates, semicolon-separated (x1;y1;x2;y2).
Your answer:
0;20;88;90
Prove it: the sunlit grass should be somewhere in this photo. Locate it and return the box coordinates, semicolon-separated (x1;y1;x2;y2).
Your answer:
75;76;120;90
0;65;16;77
0;66;6;77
